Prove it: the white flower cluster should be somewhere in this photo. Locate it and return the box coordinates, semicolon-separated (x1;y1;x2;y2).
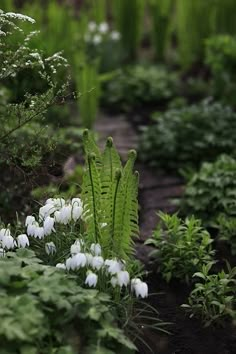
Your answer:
56;239;148;298
0;197;83;253
84;21;121;45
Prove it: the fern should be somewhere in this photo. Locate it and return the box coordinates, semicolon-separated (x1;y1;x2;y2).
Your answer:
81;131;139;260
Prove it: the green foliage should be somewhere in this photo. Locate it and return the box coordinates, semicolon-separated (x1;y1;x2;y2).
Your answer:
0;248;135;353
113;0;145;61
75;56;100;129
146;213;215;284
139;99;236;169
205;35;236;105
182;262;236;326
176;0;236;68
82;130;139;260
149;0;173;60
102;65;178;112
217;214;236;256
181;155;236;224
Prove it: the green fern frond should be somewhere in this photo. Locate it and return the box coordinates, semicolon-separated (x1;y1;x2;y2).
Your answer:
83;129;102;167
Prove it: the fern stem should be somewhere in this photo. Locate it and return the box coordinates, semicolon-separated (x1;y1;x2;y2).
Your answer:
111;170;121;250
88;155;99;243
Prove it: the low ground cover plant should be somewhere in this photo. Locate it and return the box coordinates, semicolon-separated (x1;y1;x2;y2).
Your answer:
0;248;135;354
101;65;178;112
182;262;236;327
139;99;236;169
146;213;215;284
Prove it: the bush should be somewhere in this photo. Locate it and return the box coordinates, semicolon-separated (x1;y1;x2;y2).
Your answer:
182;262;236;327
205;35;236;105
181;155;236;224
101;65;178;112
139;99;236;169
0;248;135;353
146;213;215;284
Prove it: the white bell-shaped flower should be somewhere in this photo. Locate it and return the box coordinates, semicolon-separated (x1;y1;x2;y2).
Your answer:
85;253;93;266
66;257;73;270
72;205;83;222
93;34;102;45
56;263;66;270
54;210;62;223
117;271;130;287
110;276;118;288
131;278;148;298
17;234;29;248
27;222;38;236
39;203;56;220
90;243;101;256
72;198;82;207
43;216;55;235
2;235;16;249
60;205;72;224
105;259;122;274
85;271;98;287
92;256;104;270
72;252;87;269
110;31;120;41
25;215;35;227
45;242;56;255
70;242;81;255
0;228;11;241
34;226;44;239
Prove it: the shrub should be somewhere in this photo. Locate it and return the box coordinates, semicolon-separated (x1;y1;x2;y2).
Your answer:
102;65;178;112
205;34;236;105
181;155;236;224
0;248;135;353
182;262;236;327
139;99;236;169
146;213;215;284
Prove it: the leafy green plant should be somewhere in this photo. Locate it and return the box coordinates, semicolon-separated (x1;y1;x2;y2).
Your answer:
182;262;236;326
82;130;139;260
205;35;236;105
0;248;135;353
139;99;236;169
181;155;236;225
146;213;215;283
102;65;178;112
217;214;236;256
113;0;145;61
149;0;173;61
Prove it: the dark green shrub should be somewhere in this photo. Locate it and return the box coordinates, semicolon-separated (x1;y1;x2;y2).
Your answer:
205;35;236;105
146;213;215;284
139;100;236;169
182;262;236;326
102;65;178;112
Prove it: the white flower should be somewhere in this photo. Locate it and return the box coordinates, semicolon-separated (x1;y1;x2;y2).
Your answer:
25;215;35;226
34;226;44;239
66;257;73;270
72;198;82;207
0;228;11;241
110;31;120;41
17;234;29;248
90;243;101;256
99;22;108;33
0;248;5;257
105;259;122;274
72;205;83;222
56;263;66;270
27;222;38;236
88;21;97;32
72;253;87;269
85;253;93;266
45;242;56;255
2;235;16;249
51;198;65;209
110;276;118;287
93;34;102;45
54;210;62;223
131;279;148;298
70;242;81;255
39;204;55;220
43;216;55;235
60;205;72;224
117;271;130;287
85;271;98;287
92;256;104;270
